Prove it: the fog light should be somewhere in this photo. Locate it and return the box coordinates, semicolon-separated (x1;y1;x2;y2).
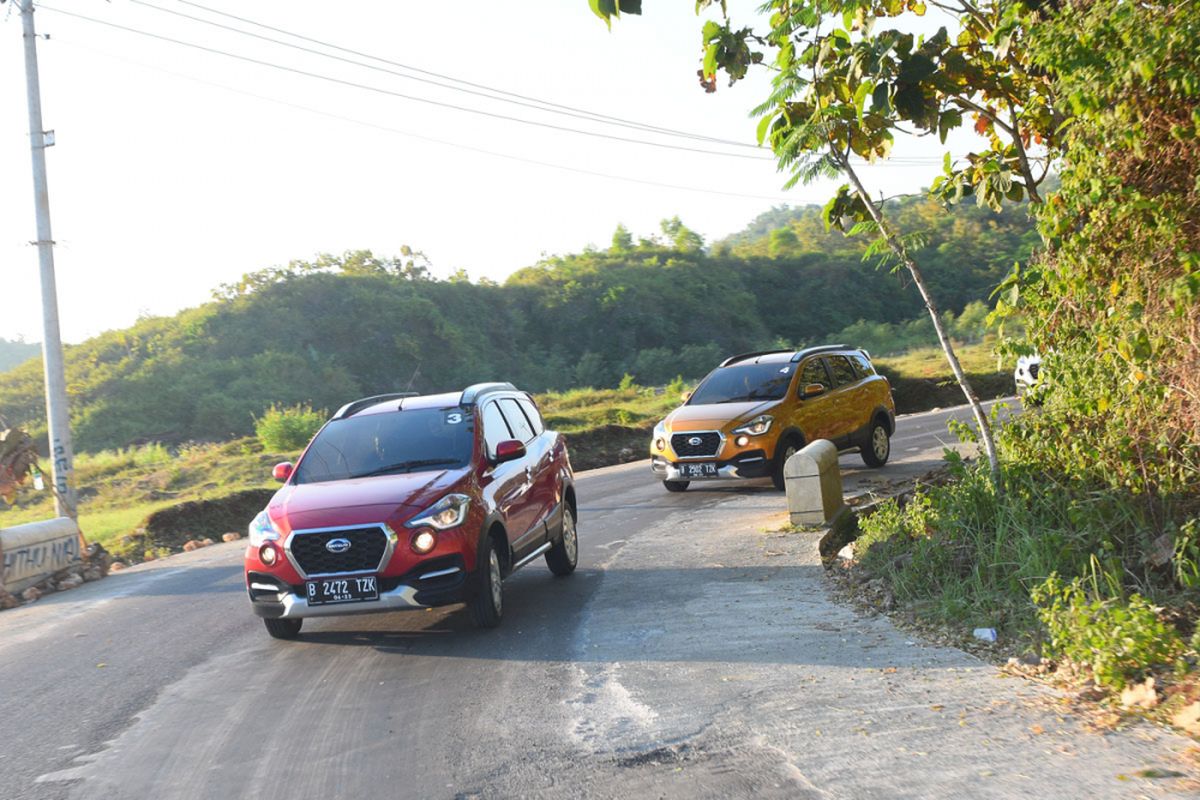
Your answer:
259;543;278;565
655;437;666;451
411;530;436;554
736;435;749;447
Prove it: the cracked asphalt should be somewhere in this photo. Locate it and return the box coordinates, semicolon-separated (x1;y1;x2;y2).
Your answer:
0;401;1194;799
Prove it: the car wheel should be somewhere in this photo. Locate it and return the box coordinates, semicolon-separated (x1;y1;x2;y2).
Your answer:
546;505;578;576
772;438;801;491
469;536;503;628
264;617;302;640
861;418;891;467
663;480;690;492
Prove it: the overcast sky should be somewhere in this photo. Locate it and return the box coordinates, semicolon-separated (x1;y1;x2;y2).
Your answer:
0;0;964;343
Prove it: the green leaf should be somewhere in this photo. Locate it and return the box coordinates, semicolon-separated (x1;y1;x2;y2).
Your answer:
756;112;775;146
854;81;874;124
937;109;962;143
703;43;719;78
702;20;722;41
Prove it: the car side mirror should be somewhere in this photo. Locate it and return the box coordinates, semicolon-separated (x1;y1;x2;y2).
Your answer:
272;462;294;482
800;383;826;399
680;390;692;403
493;439;526;464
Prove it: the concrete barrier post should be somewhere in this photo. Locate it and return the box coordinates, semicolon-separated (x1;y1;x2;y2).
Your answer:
784;439;844;527
1;517;83;594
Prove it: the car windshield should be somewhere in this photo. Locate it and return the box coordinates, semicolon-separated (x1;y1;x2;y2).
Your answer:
689;362;795;405
292;407;474;484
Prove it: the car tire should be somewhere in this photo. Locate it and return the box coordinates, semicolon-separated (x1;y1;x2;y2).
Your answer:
663;480;690;492
264;617;302;640
861;418;891;467
772;437;802;491
469;536;504;628
545;505;578;576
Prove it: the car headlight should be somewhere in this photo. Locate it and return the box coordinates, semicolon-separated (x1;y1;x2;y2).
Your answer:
733;414;774;436
248;509;281;546
652;420;667;451
405;493;470;530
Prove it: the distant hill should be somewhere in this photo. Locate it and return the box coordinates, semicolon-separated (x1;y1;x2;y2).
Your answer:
0;339;38;374
0;197;1035;452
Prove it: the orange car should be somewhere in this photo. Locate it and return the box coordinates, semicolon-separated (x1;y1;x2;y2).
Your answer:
650;346;896;492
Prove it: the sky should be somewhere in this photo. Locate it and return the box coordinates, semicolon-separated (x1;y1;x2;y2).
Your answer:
0;0;966;343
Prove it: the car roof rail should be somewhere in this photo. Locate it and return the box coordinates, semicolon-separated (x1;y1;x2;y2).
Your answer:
459;382;517;406
718;349;793;367
332;392;420;420
789;344;849;362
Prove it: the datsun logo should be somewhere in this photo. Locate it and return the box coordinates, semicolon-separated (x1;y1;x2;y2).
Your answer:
325;538;352;554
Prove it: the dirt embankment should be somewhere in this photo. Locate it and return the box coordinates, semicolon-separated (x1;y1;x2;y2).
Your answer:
116;489;274;560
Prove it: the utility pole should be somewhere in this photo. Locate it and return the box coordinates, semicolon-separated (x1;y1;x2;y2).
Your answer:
17;0;76;518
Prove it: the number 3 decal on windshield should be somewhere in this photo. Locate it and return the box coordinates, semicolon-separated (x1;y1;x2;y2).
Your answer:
446;412;464;424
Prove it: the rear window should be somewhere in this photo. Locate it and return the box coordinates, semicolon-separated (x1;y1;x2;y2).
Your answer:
689;362;796;405
293;407;474;484
849;353;875;378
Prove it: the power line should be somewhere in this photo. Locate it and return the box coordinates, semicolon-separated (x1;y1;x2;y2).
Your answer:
39;4;781;162
130;0;762;151
53;37;803;203
156;0;950;166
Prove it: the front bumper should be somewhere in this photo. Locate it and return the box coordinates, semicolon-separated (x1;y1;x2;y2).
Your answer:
252;581;426;619
247;556;470;619
650;450;772;481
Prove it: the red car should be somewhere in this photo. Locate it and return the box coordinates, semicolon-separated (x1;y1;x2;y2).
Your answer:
244;383;578;639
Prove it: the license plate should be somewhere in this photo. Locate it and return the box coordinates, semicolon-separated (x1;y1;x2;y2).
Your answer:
680;462;719;478
305;575;379;605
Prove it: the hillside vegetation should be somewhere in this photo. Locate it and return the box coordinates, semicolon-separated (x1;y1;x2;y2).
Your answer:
0;338;38;376
0;195;1031;453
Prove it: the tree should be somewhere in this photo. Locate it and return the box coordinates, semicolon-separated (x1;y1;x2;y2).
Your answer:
590;0;1069;484
611;223;634;252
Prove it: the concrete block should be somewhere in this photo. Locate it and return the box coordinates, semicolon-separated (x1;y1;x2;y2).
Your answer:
1;517;83;594
784;439;844;527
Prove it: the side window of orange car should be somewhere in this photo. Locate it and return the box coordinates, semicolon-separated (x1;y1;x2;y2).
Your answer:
827;355;858;387
798;358;830;394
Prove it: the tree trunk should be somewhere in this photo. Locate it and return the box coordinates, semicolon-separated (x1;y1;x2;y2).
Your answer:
836;153;1003;486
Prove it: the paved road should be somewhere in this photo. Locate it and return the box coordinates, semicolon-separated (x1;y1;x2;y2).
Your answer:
1;401;1193;799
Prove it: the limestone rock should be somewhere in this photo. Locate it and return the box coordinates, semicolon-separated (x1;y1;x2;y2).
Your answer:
222;532;242;542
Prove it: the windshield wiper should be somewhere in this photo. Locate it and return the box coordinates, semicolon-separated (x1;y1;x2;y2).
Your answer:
351;459;461;479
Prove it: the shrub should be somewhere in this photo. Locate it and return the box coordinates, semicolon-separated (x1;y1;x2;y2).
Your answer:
254;404;325;452
1031;574;1184;689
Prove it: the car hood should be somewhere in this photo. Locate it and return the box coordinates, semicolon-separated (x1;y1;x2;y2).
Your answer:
665;400;778;431
268;468;465;532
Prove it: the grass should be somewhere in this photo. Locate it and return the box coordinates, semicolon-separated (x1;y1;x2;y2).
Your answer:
537;385;685;434
874;338;999;378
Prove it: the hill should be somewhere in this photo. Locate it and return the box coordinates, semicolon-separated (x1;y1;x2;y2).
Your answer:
0;197;1033;452
0;338;38;375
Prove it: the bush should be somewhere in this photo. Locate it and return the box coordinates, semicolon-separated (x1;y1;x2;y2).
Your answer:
1031;574;1184;689
254;404;325;451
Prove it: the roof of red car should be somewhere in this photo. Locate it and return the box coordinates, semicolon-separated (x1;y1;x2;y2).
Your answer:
354;391;462;416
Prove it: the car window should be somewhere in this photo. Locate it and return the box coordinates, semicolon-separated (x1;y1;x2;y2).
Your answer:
517;397;545;435
827;355;858;387
848;353;874;378
499;398;536;443
481;401;513;457
799;358;829;391
293;407;474;484
689;362;796;405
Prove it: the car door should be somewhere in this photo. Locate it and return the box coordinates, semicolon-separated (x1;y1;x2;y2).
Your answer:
495;397;546;555
480;400;538;550
792;356;836;442
823;354;865;446
514;396;560;535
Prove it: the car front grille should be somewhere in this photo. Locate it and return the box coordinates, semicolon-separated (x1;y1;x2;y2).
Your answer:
671;431;721;458
290;527;388;576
